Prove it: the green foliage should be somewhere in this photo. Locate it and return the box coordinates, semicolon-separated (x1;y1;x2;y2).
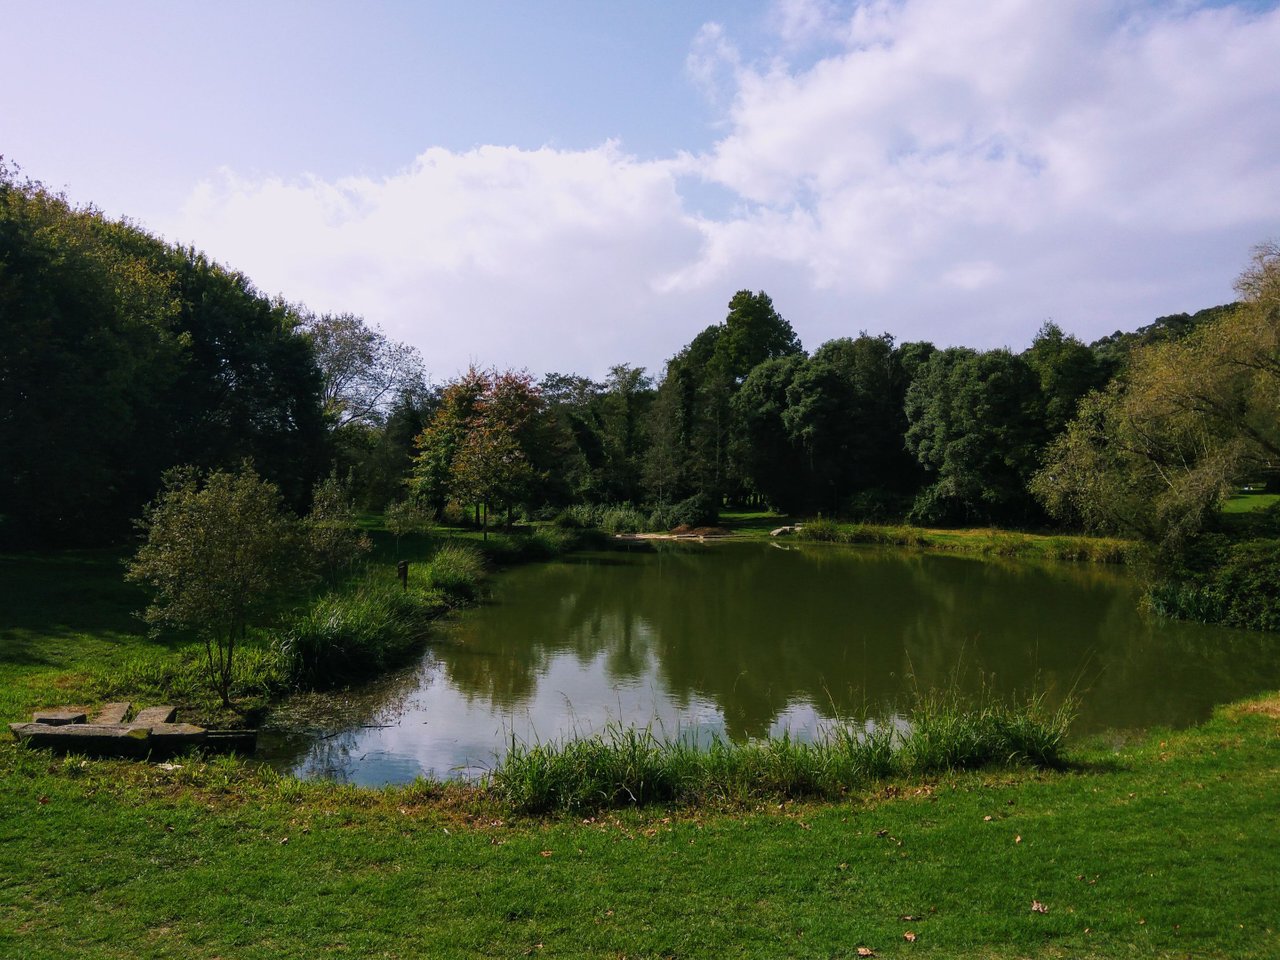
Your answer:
1036;244;1280;557
1148;538;1280;631
305;472;371;584
0;164;326;546
278;576;434;689
424;542;486;600
125;465;306;705
491;697;1070;814
905;347;1048;526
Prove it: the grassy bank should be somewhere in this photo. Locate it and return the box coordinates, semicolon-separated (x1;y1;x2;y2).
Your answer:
793;516;1134;564
1;693;1277;958
0;522;602;727
491;695;1071;814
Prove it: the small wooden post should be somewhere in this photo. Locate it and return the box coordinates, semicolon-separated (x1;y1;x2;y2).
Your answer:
396;560;409;591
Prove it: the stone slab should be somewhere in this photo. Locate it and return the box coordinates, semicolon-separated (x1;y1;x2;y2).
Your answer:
10;722;152;758
92;702;132;724
133;705;177;725
32;710;87;726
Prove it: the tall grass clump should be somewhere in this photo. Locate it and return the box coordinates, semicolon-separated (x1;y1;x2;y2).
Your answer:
900;692;1072;773
278;578;431;688
491;724;690;813
796;517;843;541
488;698;1069;814
425;541;485;601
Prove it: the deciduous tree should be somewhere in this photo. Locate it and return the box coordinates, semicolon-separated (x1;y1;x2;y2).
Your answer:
127;465;305;706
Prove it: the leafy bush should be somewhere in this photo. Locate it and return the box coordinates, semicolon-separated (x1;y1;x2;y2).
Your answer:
1150;537;1280;630
599;505;648;534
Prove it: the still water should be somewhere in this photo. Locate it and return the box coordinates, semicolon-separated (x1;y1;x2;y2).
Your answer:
261;540;1280;785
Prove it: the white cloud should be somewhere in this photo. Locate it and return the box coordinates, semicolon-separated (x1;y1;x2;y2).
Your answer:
169;144;711;380
163;0;1280;379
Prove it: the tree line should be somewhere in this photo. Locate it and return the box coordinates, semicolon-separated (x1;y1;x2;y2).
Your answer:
4;160;1275;594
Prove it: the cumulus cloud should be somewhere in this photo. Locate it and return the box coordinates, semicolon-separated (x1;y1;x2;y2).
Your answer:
163;0;1280;379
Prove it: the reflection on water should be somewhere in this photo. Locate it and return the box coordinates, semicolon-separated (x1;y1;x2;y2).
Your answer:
259;541;1280;785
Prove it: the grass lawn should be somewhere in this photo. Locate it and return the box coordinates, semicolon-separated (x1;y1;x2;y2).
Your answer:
2;545;1278;958
1221;491;1280;515
2;698;1277;958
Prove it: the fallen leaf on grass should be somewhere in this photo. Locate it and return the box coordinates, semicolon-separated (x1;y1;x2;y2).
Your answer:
983;815;993;821
539;850;553;857
1031;900;1048;914
903;931;917;942
1015;835;1022;844
899;915;920;921
856;948;876;957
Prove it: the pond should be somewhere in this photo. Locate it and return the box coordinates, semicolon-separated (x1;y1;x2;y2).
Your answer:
260;540;1280;785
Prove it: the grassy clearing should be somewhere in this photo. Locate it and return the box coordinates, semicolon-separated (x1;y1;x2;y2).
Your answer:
1;694;1277;958
1221;491;1280;514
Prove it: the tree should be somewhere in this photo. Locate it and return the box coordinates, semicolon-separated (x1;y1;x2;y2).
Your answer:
644;291;802;507
1034;243;1280;551
410;368;542;530
126;465;305;706
300;310;425;430
410;368;488;516
782;335;909;513
904;348;1047;525
731;355;808;511
305;471;371;584
1023;321;1108;437
0;163;184;543
384;497;433;556
452;417;534;538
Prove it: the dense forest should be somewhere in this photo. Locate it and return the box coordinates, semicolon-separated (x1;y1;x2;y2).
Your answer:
3;163;1278;626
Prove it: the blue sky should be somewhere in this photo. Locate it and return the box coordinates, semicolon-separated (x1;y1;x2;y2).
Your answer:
4;0;1279;380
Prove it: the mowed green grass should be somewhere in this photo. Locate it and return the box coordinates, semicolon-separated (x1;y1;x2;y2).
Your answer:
2;699;1278;959
1221;491;1280;514
0;549;167;720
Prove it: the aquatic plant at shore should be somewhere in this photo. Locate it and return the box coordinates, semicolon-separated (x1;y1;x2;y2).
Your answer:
489;696;1073;814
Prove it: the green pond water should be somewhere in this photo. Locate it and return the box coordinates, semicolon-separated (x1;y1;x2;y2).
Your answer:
262;540;1280;785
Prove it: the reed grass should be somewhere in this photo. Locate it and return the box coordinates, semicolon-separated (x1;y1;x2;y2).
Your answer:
489;695;1071;814
797;518;1131;563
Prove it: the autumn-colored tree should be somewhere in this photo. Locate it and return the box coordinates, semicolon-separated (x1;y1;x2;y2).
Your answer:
410;368;541;533
409;367;488;516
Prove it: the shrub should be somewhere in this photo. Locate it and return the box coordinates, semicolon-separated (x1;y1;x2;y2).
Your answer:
1151;537;1280;630
599;505;648;534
